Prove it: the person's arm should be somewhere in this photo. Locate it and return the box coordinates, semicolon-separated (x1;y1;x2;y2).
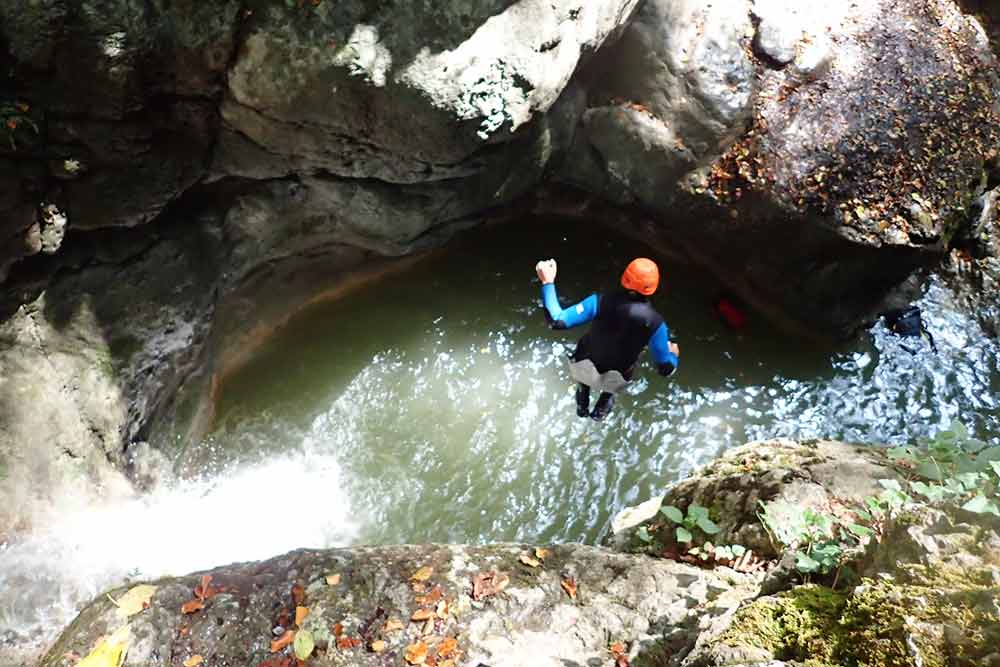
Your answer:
535;258;598;330
542;284;598;329
649;322;680;376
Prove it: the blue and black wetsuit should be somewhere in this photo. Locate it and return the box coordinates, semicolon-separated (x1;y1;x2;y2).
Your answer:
541;284;679;377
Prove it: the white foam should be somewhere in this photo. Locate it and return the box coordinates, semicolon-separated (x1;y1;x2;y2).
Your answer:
0;453;357;659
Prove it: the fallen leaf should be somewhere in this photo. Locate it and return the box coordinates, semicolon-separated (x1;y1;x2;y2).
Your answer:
383;618;405;633
415;586;443;606
333;623;344;637
370;640;387;653
181;599;204;615
194;575;217;601
183;656;204;667
534;548;550;561
610;641;629;666
405;641;429;664
295;606;309;627
325;573;341;586
336;636;362;650
435;600;449;619
412;608;435;621
77;634;129;667
291;583;305;607
271;630;295;653
437;637;459;658
561;578;578;601
471;571;509;600
294;629;315;660
519;554;541;568
110;584;157;618
410;566;434;582
422;618;435;636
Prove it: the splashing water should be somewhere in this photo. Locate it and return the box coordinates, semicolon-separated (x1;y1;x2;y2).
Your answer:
0;455;357;664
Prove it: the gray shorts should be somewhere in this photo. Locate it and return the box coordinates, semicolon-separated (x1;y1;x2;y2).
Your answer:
568;359;630;394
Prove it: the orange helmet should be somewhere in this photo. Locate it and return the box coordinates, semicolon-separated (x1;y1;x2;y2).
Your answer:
621;258;660;295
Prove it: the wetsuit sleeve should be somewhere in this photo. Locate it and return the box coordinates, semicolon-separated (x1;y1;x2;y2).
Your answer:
541;283;598;330
649;322;679;376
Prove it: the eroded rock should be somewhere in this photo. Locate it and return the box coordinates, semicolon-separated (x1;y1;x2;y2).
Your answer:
608;439;902;559
39;544;760;667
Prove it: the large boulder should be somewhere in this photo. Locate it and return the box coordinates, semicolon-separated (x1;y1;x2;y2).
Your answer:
556;0;1000;336
608;439;902;559
39;543;760;667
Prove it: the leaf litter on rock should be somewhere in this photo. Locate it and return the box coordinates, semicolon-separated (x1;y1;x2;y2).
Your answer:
109;584;157;618
471;570;509;600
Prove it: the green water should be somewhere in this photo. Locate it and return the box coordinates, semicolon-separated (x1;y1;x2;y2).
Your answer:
208;219;1000;546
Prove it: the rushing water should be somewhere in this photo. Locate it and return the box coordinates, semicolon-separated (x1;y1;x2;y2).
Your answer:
2;219;1000;663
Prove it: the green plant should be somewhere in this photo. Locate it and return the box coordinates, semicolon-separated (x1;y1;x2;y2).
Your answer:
659;503;721;543
888;419;1000;516
757;500;872;581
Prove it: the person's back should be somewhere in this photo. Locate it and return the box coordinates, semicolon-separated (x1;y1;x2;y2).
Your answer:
580;289;665;374
535;257;679;420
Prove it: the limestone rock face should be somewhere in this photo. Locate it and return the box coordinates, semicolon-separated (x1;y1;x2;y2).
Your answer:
39;543;760;667
558;0;1000;335
214;0;640;183
608;439;902;559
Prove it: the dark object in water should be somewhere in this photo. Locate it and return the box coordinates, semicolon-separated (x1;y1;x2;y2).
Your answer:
882;305;937;353
714;295;747;330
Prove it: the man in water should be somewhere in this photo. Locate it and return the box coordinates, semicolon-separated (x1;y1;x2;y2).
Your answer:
535;257;680;421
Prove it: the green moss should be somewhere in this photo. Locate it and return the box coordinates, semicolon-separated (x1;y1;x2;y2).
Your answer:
719;585;847;663
719;578;1000;667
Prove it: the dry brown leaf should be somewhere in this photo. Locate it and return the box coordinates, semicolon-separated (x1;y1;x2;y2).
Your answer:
295;606;309;627
411;608;434;621
332;623;344;637
370;640;387;653
183;656;204;667
291;583;305;607
271;630;295;653
325;573;341;586
534;548;550;561
194;575;217;601
471;571;509;600
437;637;459;658
404;641;429;664
383;618;405;633
181;599;204;615
336;636;362;650
610;641;629;666
561;578;578;601
519;554;541;568
410;566;434;582
415;586;443;606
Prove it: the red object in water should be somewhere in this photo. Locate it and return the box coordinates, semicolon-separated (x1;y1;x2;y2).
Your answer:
716;297;747;330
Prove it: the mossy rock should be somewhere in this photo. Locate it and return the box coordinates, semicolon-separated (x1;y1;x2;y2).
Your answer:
716;577;1000;667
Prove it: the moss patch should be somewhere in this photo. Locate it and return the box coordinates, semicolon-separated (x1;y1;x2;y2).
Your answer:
720;578;1000;667
718;584;847;664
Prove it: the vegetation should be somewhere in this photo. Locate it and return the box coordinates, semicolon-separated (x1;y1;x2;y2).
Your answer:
756;420;1000;584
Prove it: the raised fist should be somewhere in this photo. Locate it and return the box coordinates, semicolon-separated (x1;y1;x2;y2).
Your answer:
535;259;557;285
